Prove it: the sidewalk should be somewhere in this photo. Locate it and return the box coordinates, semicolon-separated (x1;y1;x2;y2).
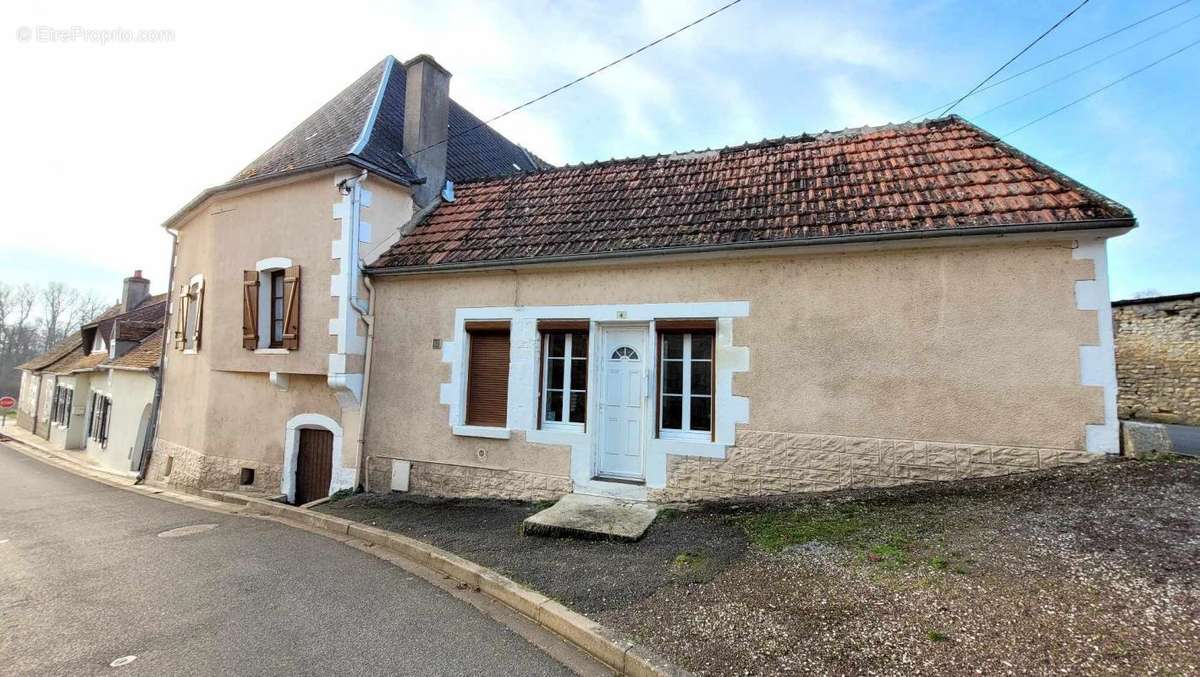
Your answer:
0;419;139;486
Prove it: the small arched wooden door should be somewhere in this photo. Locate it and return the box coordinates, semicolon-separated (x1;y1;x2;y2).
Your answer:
294;428;333;505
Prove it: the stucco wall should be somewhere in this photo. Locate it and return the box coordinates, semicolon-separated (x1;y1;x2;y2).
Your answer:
154;168;414;495
85;369;156;473
1114;295;1200;425
367;239;1107;500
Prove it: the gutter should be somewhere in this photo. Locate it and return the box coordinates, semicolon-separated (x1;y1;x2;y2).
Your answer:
135;227;178;483
366;218;1136;276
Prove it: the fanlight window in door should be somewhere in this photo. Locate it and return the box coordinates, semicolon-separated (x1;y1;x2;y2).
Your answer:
610;346;639;360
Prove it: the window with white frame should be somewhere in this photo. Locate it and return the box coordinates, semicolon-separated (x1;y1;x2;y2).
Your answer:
658;331;714;440
88;392;112;446
540;330;588;428
51;385;72;426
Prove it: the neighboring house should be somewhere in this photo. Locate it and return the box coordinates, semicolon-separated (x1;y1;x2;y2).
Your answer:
147;54;545;503
150;53;1134;505
1112;292;1199;425
15;271;166;475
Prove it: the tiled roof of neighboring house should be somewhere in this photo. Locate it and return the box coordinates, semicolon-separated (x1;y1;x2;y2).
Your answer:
108;328;164;370
94;294;167;344
369;116;1134;271
115;320;162;341
20;294;167;376
17;336;83;372
232;56;548;188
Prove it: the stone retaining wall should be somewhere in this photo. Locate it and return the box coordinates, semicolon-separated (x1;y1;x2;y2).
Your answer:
368;455;571;502
649;430;1102;503
147;438;283;494
1114;294;1200;425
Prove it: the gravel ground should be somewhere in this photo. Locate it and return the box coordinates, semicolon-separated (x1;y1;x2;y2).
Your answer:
321;457;1200;675
317;493;747;614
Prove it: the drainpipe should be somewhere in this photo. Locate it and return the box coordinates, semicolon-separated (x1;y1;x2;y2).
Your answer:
335;170;375;491
355;274;377;493
135;228;178;482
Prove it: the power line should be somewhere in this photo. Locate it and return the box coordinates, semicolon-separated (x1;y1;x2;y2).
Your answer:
1002;35;1200;137
908;0;1195;121
402;0;747;163
972;11;1200;119
936;0;1092;118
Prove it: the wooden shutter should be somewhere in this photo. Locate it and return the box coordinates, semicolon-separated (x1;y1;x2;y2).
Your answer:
242;271;259;350
191;285;204;351
281;265;301;351
175;285;188;350
465;327;510;427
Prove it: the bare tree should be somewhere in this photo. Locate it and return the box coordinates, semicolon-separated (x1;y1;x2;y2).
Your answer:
1133;289;1162;299
1;282;106;396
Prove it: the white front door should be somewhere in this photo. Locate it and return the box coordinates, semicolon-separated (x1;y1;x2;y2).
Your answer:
597;326;648;479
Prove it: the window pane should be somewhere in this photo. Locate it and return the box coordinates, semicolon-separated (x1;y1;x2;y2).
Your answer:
661;395;683;430
663;333;683;359
690;360;712;396
568;391;586;423
692;334;713;360
662;361;683;394
570;358;587;390
547;358;564;389
570;333;588;358
545;391;563;422
547;333;566;357
690;396;712;432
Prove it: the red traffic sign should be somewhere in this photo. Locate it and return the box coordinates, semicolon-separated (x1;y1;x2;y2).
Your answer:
0;396;15;409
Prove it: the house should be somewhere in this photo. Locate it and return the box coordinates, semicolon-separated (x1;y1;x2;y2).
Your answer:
146;54;545;503
1112;292;1199;426
149;53;1134;505
15;271;166;475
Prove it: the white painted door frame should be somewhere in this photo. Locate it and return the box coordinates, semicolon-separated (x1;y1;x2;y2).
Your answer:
593;323;650;480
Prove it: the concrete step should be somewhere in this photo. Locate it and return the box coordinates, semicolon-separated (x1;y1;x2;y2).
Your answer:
522;494;658;542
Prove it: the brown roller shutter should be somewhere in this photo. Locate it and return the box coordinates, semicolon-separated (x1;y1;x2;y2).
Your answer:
242;271;259;350
537;319;590;332
281;265;301;351
465;326;510;427
656;318;717;333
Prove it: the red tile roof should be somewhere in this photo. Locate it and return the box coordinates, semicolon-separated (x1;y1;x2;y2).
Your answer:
108;328;163;370
370;117;1132;271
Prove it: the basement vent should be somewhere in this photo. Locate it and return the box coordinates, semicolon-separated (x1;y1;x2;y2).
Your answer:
239;468;255;486
164;456;174;477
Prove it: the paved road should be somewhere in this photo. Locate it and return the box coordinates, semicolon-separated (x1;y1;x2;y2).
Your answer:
0;442;573;676
1166;424;1200;455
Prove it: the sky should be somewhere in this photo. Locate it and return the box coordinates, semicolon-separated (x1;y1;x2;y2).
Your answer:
1;0;1197;303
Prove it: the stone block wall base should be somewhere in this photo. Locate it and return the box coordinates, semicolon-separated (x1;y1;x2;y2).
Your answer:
368;456;571;502
649;429;1104;502
1120;420;1175;458
148;438;283;494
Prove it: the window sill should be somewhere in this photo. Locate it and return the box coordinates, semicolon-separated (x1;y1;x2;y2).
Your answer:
182;349;198;355
540;421;584;434
452;425;511;440
659;429;712;443
254;348;290;355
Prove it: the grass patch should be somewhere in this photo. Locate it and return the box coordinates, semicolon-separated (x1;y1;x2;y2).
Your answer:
327;488;355;503
740;504;868;551
673;551;706;568
927;629;950;642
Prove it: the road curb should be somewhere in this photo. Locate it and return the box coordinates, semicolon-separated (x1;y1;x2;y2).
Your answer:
223;493;687;676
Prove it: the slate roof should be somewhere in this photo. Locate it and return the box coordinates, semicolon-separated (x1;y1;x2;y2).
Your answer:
233;56;547;187
370;116;1133;271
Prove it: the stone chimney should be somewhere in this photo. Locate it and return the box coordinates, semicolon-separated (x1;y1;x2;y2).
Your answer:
402;54;452;205
122;270;150;312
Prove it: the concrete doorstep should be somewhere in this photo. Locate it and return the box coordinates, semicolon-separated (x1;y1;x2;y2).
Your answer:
522;494;659;542
211;492;686;677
